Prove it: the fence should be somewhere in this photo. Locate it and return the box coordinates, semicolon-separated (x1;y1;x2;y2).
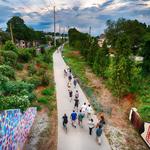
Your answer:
129;108;150;148
0;107;37;150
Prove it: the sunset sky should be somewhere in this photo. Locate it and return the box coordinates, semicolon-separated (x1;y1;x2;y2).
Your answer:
0;0;150;35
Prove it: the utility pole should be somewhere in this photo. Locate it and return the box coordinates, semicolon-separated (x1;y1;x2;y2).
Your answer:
89;26;91;36
59;24;61;43
54;6;56;47
10;23;14;44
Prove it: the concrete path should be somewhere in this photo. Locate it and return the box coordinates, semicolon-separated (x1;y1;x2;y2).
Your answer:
53;49;111;150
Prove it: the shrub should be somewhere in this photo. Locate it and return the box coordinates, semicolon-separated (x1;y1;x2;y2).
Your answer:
36;68;46;76
4;81;34;95
18;48;32;62
38;97;49;104
28;93;37;101
31;104;42;111
16;63;24;70
41;87;54;96
138;105;150;122
3;41;17;52
0;73;9;95
0;95;30;111
0;65;15;79
41;73;50;86
2;50;18;66
0;55;4;64
28;64;37;76
26;75;41;88
27;48;36;57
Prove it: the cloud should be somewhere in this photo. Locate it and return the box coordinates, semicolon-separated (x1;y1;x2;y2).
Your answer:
0;0;150;35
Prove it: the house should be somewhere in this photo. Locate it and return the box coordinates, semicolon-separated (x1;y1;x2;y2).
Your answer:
98;34;105;47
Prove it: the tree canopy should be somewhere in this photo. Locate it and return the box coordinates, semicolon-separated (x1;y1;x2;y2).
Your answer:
6;16;47;44
105;18;148;55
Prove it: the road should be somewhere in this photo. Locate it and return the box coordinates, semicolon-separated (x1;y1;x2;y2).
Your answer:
53;49;111;150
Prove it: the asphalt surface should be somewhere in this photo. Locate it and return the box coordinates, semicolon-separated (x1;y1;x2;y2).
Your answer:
53;49;111;150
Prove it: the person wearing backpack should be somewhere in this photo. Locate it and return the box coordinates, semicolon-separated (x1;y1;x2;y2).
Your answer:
78;109;84;127
96;124;103;145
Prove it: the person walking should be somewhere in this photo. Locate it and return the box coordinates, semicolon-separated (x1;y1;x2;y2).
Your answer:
99;115;105;130
81;102;87;117
96;124;103;145
74;97;79;111
88;118;95;135
75;90;79;99
68;89;73;102
67;81;72;90
62;113;68;133
70;110;77;128
64;69;67;78
73;77;77;88
68;74;72;82
87;104;93;119
78;110;84;127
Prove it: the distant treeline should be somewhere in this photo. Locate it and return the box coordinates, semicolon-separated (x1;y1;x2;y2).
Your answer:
68;18;150;98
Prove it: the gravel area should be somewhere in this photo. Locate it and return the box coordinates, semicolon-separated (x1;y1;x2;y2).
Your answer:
24;112;49;150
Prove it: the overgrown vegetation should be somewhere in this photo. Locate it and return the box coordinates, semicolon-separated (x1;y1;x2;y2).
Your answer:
68;18;150;121
0;40;57;112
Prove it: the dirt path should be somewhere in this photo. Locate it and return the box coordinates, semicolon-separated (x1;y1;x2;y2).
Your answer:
85;69;149;150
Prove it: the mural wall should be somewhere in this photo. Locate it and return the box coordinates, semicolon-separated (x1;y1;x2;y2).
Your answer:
0;107;37;150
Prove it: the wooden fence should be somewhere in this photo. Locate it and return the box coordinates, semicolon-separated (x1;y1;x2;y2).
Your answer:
129;108;150;148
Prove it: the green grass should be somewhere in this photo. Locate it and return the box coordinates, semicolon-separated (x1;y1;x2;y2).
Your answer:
137;77;150;121
37;97;49;104
41;87;54;96
63;44;88;84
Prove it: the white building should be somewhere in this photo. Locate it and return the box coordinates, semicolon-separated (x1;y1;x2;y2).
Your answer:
98;34;105;47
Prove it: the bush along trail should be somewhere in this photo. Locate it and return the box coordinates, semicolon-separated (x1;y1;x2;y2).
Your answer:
0;41;59;150
63;43;149;150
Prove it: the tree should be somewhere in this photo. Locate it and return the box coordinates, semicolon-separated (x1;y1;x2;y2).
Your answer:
112;33;133;99
93;41;109;77
0;31;10;44
3;41;17;52
7;16;29;41
105;18;147;54
142;40;150;75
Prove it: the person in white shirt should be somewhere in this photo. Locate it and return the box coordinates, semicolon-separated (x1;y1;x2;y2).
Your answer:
88;118;95;135
87;104;93;119
81;102;87;116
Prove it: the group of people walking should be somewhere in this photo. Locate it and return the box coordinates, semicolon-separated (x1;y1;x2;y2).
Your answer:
62;67;105;145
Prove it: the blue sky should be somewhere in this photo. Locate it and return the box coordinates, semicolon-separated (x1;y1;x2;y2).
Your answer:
0;0;150;35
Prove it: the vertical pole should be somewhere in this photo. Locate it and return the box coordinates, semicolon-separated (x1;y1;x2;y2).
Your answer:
10;23;14;44
89;26;91;36
54;6;56;47
59;24;61;43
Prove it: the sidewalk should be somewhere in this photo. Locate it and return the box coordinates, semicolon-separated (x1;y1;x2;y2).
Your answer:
53;50;111;150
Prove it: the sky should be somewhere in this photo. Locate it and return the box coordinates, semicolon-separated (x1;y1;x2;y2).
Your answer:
0;0;150;35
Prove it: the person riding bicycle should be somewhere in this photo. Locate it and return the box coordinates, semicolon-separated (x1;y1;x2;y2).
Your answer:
62;113;68;127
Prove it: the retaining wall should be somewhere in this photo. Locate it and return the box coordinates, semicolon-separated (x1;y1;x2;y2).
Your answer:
0;107;37;150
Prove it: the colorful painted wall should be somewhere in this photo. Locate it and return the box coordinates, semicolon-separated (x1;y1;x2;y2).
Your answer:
0;107;37;150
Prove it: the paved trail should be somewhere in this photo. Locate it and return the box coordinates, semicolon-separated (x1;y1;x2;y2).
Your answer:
53;49;111;150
